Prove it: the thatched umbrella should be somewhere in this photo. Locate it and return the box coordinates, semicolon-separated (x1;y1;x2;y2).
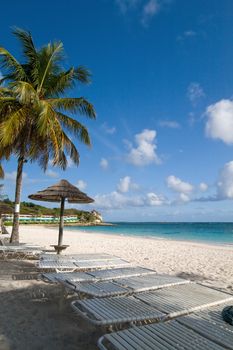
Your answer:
28;179;94;253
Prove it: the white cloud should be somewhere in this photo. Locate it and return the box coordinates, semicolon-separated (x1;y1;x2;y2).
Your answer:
100;158;109;170
166;175;193;194
117;176;139;193
187;82;205;104
205;99;233;145
45;169;59;178
5;171;28;181
76;180;87;191
116;0;171;27
101;123;116;135
141;0;160;26
179;193;191;203
217;161;233;199
146;192;166;206
159;120;181;129
126;129;160;166
199;182;208;192
94;190;165;210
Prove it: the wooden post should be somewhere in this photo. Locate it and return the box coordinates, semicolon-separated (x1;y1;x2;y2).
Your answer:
58;197;65;254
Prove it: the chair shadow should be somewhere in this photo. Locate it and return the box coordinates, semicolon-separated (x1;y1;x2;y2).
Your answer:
0;260;101;350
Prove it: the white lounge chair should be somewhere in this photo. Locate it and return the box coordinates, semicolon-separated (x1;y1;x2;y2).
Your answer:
0;244;44;259
38;258;130;272
42;266;155;283
71;283;233;327
98;302;233;350
98;319;226;350
178;303;233;349
40;253;116;261
66;274;189;298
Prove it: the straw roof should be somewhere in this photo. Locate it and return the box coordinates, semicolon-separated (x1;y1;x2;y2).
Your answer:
28;179;94;203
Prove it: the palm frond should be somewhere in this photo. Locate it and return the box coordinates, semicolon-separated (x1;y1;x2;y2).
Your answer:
12;28;40;86
0;164;4;178
43;67;75;97
57;112;91;146
74;66;92;84
48;97;96;119
37;42;64;94
61;131;80;166
0;48;27;81
11;81;38;106
0;107;27;146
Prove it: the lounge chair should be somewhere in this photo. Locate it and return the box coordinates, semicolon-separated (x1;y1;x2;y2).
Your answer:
87;266;156;280
71;283;233;327
38;258;130;272
42;271;96;283
66;274;189;298
0;244;44;259
98;319;227;350
37;260;77;272
40;253;116;261
42;266;155;283
177;302;233;349
98;302;233;350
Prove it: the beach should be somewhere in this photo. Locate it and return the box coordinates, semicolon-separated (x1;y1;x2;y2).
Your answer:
21;225;233;291
0;225;233;349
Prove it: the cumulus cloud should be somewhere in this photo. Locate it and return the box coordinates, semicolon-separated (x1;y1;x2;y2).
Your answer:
45;169;59;178
166;175;193;194
195;161;233;202
117;176;139;193
126;129;160;166
141;0;160;26
146;192;166;206
199;182;208;192
178;193;190;203
76;180;87;191
159;120;181;129
205;99;233;145
217;161;233;199
100;158;109;170
94;190;165;210
187;82;205;104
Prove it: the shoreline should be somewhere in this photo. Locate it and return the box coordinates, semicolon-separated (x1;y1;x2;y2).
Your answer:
63;226;233;249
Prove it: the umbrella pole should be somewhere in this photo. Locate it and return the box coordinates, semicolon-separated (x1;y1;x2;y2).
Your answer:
58;197;65;254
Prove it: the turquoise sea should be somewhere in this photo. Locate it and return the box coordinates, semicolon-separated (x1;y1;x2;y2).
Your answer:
67;222;233;244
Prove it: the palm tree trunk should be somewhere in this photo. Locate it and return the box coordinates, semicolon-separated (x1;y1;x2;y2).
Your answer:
10;157;24;243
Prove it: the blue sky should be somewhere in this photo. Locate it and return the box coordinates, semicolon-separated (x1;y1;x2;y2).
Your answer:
1;0;233;221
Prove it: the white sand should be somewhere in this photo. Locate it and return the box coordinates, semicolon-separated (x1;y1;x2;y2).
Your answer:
21;225;233;292
0;225;232;349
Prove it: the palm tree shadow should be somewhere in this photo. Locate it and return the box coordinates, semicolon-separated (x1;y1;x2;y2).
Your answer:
0;260;101;350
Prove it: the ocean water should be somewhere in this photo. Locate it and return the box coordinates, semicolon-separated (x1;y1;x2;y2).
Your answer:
67;222;233;244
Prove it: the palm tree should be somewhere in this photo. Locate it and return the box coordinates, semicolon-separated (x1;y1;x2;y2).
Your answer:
0;28;96;242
